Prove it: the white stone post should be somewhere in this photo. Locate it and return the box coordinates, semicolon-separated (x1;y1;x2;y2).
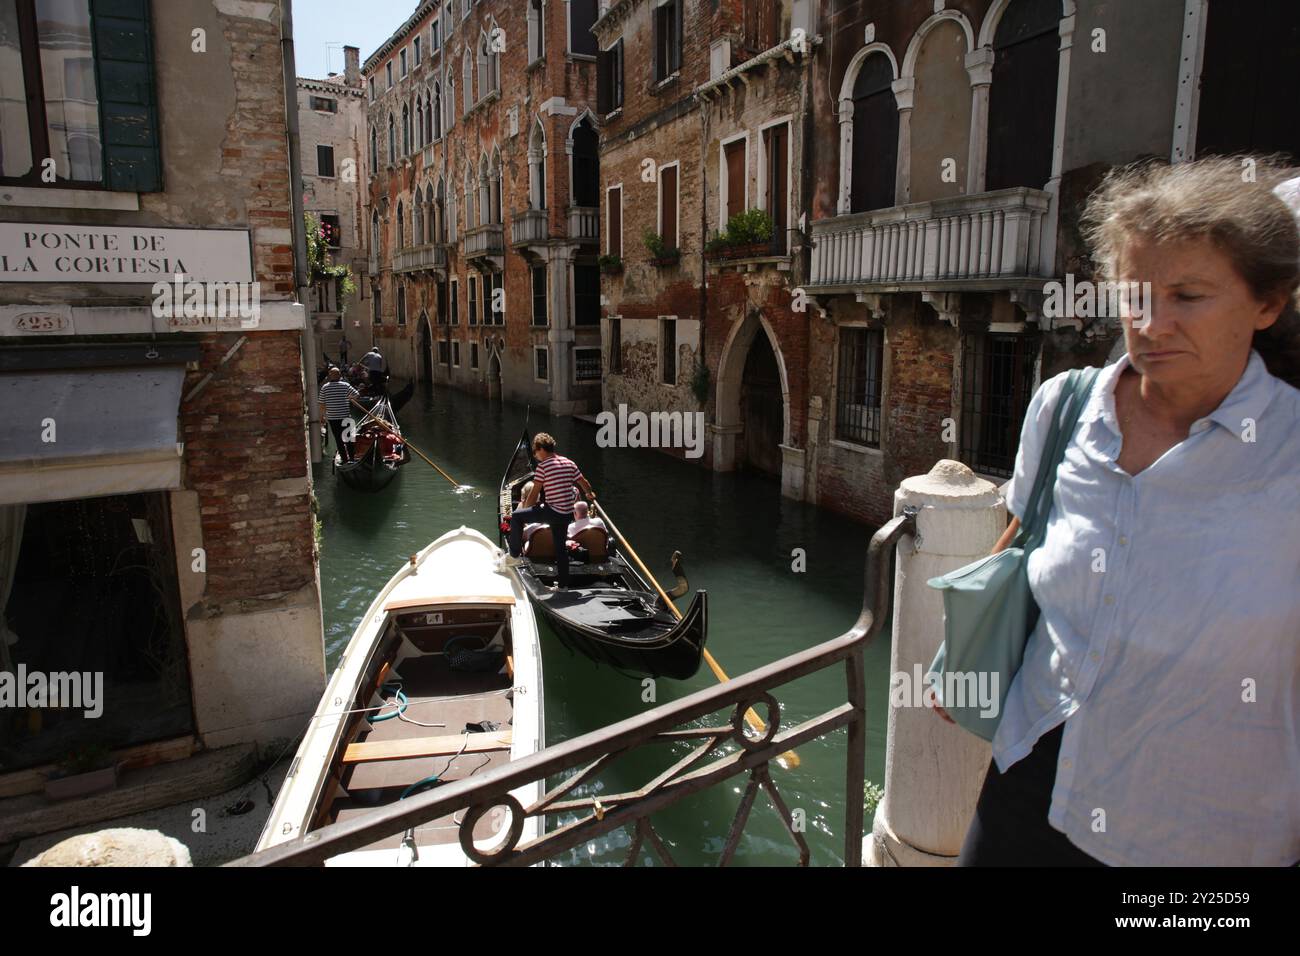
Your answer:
867;460;1005;866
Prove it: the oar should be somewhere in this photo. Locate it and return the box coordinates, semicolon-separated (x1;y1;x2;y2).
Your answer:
592;501;800;770
347;397;465;490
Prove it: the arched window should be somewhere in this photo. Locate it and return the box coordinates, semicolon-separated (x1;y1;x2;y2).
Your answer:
478;155;490;226
490;149;502;224
478;33;489;98
401;102;411;155
446;71;456;130
985;0;1062;191
433;83;443;140
424;91;433;143
905;16;973;202
527;0;545;62
528;119;547;209
436;177;447;242
387;113;396;165
413;192;424;245
571;115;599;207
465;168;475;230
448;172;459;243
396;200;405;249
849;53;899;212
369;124;378;172
462;51;474;111
424;183;435;244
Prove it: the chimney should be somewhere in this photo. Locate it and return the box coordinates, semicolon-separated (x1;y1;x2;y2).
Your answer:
344;46;360;87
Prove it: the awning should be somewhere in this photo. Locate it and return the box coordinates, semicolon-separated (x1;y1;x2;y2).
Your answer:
0;367;185;505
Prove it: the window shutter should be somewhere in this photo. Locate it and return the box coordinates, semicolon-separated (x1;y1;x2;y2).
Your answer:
91;0;162;192
597;47;611;115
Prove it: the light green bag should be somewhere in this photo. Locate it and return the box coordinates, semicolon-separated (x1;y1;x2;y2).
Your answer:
926;367;1099;741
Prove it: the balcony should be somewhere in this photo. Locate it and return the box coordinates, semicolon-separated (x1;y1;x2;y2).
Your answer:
393;244;448;274
567;206;599;243
511;208;549;247
808;187;1051;291
464;222;504;259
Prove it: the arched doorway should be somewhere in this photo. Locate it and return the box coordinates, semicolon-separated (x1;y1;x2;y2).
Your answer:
487;350;502;401
715;311;790;479
417;312;432;384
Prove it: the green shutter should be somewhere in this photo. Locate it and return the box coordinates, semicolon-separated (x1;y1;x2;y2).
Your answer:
91;0;162;192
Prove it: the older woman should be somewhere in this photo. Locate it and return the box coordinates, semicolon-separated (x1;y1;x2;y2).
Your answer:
954;157;1300;866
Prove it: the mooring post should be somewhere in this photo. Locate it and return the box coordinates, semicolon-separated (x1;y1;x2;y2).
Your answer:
867;460;1005;866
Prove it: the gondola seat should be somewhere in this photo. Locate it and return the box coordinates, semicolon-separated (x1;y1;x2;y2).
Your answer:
524;527;555;559
573;527;609;560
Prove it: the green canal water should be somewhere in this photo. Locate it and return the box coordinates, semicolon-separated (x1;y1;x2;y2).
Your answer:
313;384;893;866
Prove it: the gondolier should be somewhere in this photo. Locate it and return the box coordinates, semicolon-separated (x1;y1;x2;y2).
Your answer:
361;346;388;391
318;367;359;463
502;433;594;589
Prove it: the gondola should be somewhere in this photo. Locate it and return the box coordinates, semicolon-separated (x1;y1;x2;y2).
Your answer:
254;527;544;866
335;392;410;492
497;428;707;680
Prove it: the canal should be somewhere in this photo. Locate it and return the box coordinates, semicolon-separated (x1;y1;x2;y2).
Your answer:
314;384;893;866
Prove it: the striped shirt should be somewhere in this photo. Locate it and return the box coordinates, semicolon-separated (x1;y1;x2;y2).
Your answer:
533;453;584;514
318;380;359;420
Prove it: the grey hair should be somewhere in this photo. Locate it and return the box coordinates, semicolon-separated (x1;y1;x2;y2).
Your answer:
1080;155;1300;387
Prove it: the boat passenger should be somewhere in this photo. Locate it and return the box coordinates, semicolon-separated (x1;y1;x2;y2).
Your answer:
567;501;607;539
318;367;360;463
502;433;595;589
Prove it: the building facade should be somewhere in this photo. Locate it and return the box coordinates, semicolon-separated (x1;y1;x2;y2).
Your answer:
363;0;604;412
600;0;1300;526
0;0;325;823
298;46;371;366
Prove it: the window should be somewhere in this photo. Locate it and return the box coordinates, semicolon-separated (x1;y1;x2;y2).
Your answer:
446;71;456;130
317;144;336;177
570;0;598;56
436;280;448;324
471;343;479;369
608;318;622;373
369;77;376;101
468;275;478;326
414;36;421;66
478;273;489;326
527;0;545;62
572;117;600;207
397;284;407;326
654;0;683;82
742;0;780;54
575;348;601;382
535;347;549;381
1;0;162;190
310;96;337;113
431;17;441;51
387;61;393;88
490;272;503;325
414;97;423;149
369;125;378;170
574;263;600;326
607;185;622;257
396;201;405;249
659;162;679;250
848;53;899;213
424;92;433;143
370;210;380;268
462;52;473;111
402;103;411;155
531;266;548;325
320;214;341;248
835;328;884;448
959;330;1038;479
452;341;461;366
761;122;789;254
400;48;408;77
373;287;383;324
986;0;1062;192
660;318;677;385
528;119;547;208
433;84;443;139
388;113;396;164
598;38;624;114
450;278;459;325
721;137;747;226
438;340;451;365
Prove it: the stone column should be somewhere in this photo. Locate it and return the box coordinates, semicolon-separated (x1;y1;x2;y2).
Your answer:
964;47;995;196
891;77;916;207
548;245;575;413
867;460;1004;867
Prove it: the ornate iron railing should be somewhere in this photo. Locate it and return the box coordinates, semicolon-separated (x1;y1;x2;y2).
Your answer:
231;512;915;867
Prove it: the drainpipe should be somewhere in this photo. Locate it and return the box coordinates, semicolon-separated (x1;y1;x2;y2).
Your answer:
280;0;322;463
698;98;711;415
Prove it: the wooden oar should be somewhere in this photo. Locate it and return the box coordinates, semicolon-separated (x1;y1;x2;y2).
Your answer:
592;501;800;770
347;397;464;490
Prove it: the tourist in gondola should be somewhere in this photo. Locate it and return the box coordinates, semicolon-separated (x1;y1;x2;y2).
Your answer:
501;433;595;589
319;366;360;463
567;500;606;539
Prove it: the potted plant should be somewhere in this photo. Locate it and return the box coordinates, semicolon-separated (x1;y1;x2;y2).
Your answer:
643;229;681;267
45;744;120;801
598;253;623;275
704;208;775;261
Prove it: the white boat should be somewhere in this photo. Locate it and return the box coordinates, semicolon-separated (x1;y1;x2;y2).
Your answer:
255;526;544;866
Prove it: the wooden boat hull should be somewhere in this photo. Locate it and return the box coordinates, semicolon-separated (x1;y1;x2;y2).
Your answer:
336;442;403;492
254;527;543;866
497;429;708;680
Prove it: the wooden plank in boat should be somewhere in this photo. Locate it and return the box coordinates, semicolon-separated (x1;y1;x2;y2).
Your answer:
342;730;513;764
383;594;515;612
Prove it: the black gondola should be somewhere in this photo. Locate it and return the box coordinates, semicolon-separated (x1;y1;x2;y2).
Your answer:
497;428;707;680
334;393;410;492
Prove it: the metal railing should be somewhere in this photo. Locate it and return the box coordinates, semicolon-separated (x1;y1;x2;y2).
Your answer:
465;222;505;258
568;205;599;242
231;512;915;867
809;186;1050;288
511;208;549;245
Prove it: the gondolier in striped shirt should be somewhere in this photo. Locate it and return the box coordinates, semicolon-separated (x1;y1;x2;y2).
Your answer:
502;433;595;589
318;367;360;463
